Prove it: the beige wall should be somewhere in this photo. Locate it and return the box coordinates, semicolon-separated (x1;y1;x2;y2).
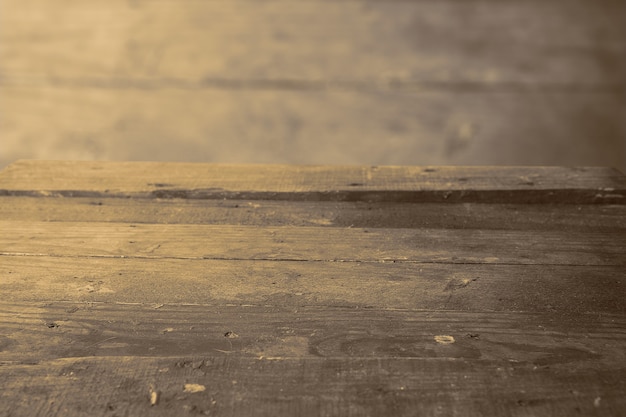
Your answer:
1;0;624;171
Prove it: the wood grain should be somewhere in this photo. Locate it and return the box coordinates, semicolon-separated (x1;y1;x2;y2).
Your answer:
1;220;624;266
1;197;626;232
1;303;625;416
2;355;623;417
1;255;623;314
1;162;624;417
1;301;624;362
1;161;624;203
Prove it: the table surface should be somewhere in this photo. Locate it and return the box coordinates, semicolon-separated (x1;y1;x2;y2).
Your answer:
1;160;625;416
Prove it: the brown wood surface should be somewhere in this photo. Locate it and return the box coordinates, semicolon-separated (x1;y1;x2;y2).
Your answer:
1;160;625;203
1;161;625;416
2;256;624;314
2;197;626;231
1;304;624;417
2;220;625;266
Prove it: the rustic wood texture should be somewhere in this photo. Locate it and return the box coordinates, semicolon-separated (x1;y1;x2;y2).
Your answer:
2;256;624;314
1;304;624;417
2;197;626;231
1;160;625;203
1;161;625;416
2;221;625;266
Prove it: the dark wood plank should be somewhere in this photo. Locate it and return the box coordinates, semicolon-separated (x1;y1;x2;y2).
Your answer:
1;256;623;314
3;302;624;362
2;355;623;417
1;161;624;203
2;197;626;232
1;302;624;416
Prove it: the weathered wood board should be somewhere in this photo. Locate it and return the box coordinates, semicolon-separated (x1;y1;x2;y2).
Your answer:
0;161;625;416
1;161;625;203
2;196;626;231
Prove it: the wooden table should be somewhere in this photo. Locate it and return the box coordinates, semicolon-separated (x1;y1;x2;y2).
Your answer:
1;160;625;416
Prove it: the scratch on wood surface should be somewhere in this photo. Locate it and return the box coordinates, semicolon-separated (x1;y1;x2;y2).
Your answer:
434;335;456;345
85;337;117;349
143;243;162;253
184;383;206;393
149;385;159;406
445;277;479;291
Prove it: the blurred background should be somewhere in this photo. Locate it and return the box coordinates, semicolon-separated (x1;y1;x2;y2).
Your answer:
1;0;625;172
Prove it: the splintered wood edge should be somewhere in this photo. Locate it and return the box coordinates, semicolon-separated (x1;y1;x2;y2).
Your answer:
0;160;624;203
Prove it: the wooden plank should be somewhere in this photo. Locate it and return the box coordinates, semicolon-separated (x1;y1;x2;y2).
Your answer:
1;355;623;417
0;303;624;416
1;0;623;86
1;161;624;417
4;160;622;194
1;220;624;266
2;302;624;362
1;160;625;203
2;196;625;232
1;256;623;314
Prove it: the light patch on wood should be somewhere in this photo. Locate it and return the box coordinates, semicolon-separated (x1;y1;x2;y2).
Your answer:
434;335;455;345
184;383;206;393
99;342;130;349
149;385;158;406
76;283;115;294
309;218;333;226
